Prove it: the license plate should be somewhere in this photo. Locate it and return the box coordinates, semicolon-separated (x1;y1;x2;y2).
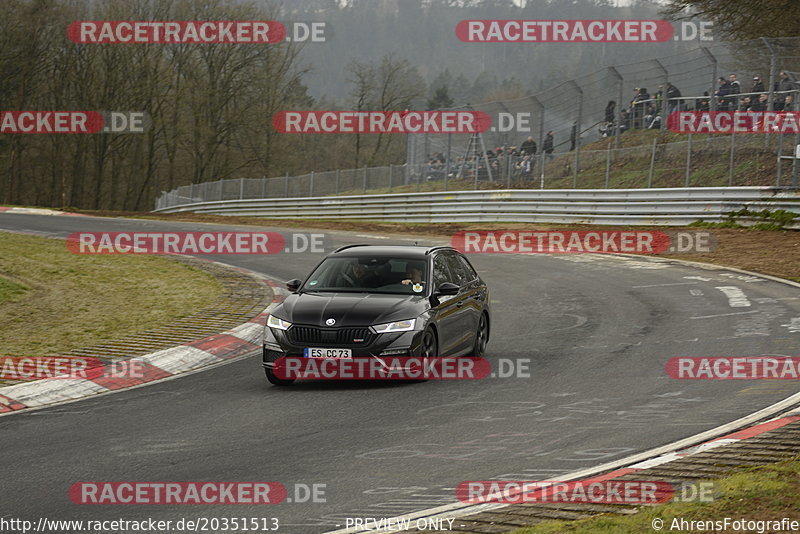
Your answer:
304;348;352;359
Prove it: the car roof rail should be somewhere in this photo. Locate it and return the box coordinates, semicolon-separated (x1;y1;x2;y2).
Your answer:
425;246;454;255
332;244;371;253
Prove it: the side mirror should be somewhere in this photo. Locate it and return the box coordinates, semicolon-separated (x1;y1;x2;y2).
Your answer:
435;282;459;296
286;279;302;292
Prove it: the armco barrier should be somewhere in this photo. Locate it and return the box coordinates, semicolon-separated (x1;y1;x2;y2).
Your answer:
153;187;800;227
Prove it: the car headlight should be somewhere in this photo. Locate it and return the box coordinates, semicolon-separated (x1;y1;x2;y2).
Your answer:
267;315;292;331
372;319;416;333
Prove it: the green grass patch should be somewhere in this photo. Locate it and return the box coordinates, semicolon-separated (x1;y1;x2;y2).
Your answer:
0;274;30;304
510;456;800;534
0;232;222;357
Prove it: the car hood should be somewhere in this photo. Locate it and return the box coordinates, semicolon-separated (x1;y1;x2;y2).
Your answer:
278;292;428;327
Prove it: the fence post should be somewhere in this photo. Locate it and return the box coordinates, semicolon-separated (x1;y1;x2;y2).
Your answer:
762;38;777;112
608;67;624;152
336;169;341;194
239;177;244;199
261;176;267;198
604;142;611;188
654;59;668;131
701;47;717;112
388;165;393;192
284;173;289;198
776;133;784;186
218;180;223;201
363;166;368;193
571;81;583;187
648;138;657;187
533;96;545;185
685;134;693;187
445;132;452;192
310;171;315;197
793;132;800;187
728;132;735;186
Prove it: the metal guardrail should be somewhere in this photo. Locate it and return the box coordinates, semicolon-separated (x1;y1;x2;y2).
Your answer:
154;187;800;227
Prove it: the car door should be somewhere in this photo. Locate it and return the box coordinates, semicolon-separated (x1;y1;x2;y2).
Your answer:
430;252;466;357
443;252;481;355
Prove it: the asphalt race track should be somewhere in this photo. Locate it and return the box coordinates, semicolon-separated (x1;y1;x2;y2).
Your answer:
2;213;799;533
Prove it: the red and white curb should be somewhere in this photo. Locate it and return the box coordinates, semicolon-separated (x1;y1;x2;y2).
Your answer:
326;408;800;534
0;206;87;217
0;264;286;415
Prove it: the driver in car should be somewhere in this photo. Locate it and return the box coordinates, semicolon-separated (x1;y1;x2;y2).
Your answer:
342;260;381;288
401;266;424;286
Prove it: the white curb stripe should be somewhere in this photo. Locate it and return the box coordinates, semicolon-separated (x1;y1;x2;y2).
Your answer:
0;378;109;408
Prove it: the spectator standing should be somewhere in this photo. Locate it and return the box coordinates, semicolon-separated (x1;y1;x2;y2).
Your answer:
604;100;616;123
619;108;631;133
729;74;741;93
776;71;796;111
666;82;682;113
569;122;577;151
728;74;741;109
631;87;650;128
751;75;765;95
715;77;732;111
543;131;554;160
601;100;616;137
520;136;537;156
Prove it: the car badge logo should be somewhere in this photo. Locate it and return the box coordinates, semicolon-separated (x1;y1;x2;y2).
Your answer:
326;318;336;326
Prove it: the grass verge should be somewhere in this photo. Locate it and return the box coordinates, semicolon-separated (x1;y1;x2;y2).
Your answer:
510;457;800;533
0;232;222;357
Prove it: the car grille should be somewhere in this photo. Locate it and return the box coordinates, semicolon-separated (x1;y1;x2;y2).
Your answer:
288;326;374;346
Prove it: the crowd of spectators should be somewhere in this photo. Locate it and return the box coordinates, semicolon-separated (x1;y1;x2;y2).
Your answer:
416;70;798;184
603;69;798;136
421;130;559;184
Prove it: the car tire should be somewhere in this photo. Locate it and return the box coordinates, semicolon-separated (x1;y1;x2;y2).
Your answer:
471;313;489;357
420;327;439;358
265;367;295;386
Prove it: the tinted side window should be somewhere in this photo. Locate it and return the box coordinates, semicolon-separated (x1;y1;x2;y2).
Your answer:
432;254;453;288
445;254;471;286
458;255;478;281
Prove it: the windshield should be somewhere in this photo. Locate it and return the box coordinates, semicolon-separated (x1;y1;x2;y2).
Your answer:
301;256;428;295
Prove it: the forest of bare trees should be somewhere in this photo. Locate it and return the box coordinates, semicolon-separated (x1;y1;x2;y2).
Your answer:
0;0;314;210
0;0;722;210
